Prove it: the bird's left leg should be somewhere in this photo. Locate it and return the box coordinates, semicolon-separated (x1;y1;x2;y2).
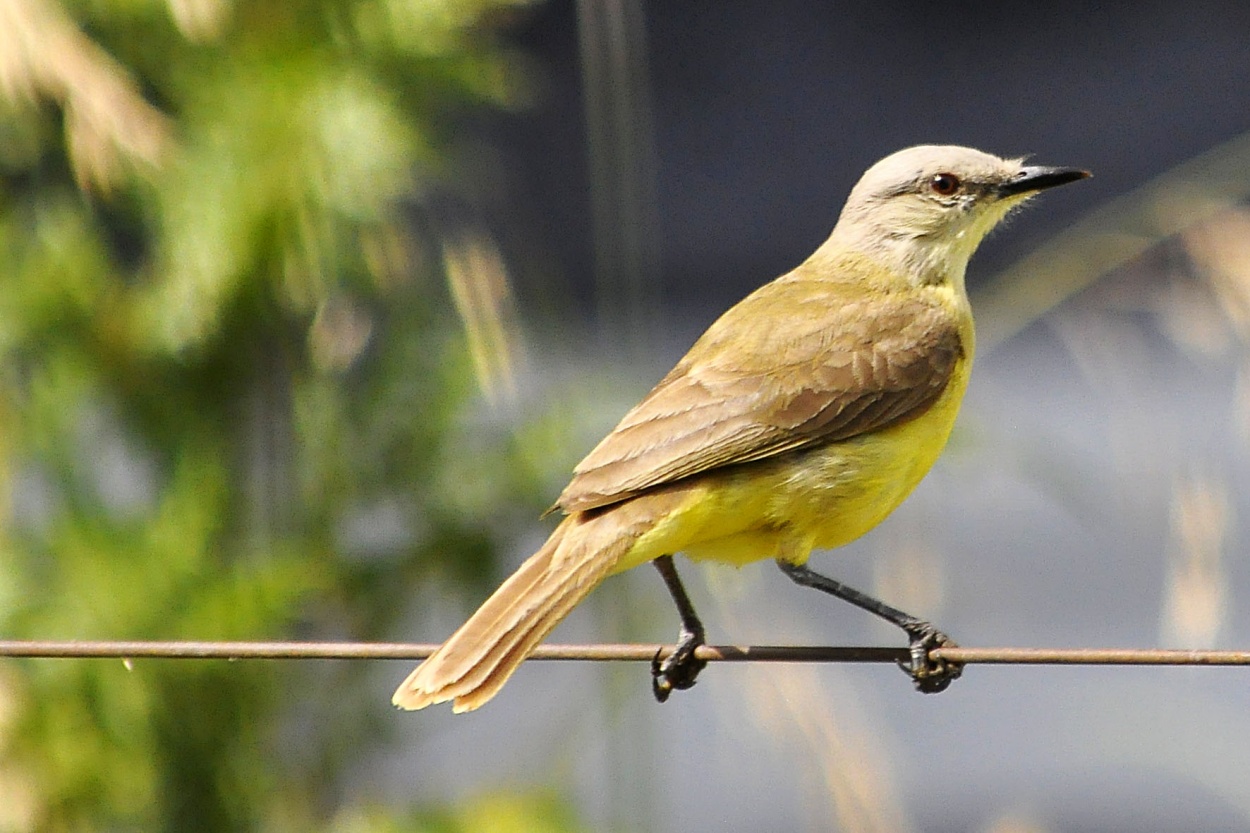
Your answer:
651;554;708;702
776;560;962;693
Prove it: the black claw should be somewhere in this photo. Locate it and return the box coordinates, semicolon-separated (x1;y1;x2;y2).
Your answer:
898;621;963;694
651;631;707;702
651;555;709;702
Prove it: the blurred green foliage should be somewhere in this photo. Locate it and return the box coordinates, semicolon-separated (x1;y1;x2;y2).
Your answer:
328;790;583;833
0;0;581;830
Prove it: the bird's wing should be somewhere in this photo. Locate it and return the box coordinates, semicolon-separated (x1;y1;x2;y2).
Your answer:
556;279;965;513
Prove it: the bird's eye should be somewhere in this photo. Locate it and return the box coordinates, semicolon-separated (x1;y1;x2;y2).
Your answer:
929;173;962;196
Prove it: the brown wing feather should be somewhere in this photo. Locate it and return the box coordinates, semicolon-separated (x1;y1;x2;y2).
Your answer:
557;276;965;513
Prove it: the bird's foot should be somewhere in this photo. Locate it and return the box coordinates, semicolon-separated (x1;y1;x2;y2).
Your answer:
651;626;707;702
899;620;963;694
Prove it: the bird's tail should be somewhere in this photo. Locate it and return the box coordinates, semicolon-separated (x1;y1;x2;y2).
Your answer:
393;507;653;712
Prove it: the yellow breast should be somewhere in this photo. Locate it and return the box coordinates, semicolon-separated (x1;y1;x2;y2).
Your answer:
615;346;973;573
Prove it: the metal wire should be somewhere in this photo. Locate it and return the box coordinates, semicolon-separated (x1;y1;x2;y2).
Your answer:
1;640;1250;667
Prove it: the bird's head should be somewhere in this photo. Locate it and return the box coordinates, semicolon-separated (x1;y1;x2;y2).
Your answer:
826;145;1089;291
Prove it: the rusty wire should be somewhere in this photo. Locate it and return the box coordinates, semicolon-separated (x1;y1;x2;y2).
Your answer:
1;640;1250;667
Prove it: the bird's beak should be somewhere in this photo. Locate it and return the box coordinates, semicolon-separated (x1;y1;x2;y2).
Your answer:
998;165;1091;197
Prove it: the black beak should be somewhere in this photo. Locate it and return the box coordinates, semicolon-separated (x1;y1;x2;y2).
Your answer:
998;165;1091;198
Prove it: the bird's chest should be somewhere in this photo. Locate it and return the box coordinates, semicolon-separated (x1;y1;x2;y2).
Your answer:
775;354;972;551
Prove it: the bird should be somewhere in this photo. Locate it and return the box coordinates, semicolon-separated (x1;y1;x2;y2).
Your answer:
393;144;1090;712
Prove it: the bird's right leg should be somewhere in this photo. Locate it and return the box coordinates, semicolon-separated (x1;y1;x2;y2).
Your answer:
651;554;708;702
776;560;963;693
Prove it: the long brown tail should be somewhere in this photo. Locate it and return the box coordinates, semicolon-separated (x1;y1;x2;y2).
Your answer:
392;506;657;712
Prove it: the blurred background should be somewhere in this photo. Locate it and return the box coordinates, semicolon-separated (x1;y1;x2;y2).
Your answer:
1;1;1249;831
